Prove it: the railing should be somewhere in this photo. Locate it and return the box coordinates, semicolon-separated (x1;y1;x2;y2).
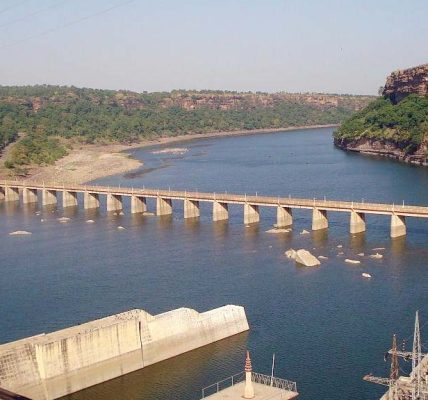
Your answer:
251;372;297;393
200;371;297;399
2;179;428;217
201;371;244;398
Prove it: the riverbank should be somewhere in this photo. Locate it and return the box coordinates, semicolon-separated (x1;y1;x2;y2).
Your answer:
0;124;338;184
334;137;428;167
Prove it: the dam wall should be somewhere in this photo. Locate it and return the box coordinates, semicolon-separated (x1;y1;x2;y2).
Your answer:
0;305;249;400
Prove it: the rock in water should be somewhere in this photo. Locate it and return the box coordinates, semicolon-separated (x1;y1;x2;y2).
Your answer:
266;228;291;234
9;230;32;235
345;259;361;265
285;249;297;259
295;249;320;267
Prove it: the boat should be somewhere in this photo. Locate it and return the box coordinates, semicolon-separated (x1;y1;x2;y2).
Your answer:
362;273;372;278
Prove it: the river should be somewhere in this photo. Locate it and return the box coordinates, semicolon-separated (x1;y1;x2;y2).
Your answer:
1;127;427;400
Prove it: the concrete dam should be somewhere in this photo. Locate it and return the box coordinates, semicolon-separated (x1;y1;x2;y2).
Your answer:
0;305;249;400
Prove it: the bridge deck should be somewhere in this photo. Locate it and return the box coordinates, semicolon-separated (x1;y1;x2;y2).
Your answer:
1;180;427;218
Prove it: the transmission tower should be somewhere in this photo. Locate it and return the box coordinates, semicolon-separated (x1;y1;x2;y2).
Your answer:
364;311;427;400
412;311;422;398
391;334;399;381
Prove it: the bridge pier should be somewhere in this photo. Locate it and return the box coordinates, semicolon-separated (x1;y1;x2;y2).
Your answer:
84;192;100;209
244;203;260;224
0;186;4;200
131;195;147;214
312;208;328;230
5;186;19;202
42;189;57;206
276;206;293;228
184;199;200;219
156;197;172;216
213;201;228;221
63;191;78;208
22;188;38;204
350;211;366;234
391;214;406;238
107;194;123;212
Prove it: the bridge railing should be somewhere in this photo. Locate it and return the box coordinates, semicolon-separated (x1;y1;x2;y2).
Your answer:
1;180;428;215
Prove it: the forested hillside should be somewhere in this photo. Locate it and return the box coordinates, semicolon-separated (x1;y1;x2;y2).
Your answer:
0;85;372;171
334;63;428;165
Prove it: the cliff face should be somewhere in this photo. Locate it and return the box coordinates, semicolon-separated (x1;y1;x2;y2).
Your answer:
383;63;428;104
334;63;428;166
335;136;428;166
0;88;372;113
160;92;371;111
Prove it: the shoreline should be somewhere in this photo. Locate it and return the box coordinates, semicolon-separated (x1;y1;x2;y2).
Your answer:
0;124;338;184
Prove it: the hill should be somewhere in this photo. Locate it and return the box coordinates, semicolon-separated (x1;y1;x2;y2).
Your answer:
334;64;428;165
0;85;373;174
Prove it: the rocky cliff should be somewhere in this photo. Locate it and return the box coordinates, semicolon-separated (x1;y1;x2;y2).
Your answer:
0;88;372;113
334;63;428;166
160;92;371;111
383;63;428;104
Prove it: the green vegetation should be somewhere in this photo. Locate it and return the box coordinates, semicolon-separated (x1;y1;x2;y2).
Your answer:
0;85;366;171
334;94;428;153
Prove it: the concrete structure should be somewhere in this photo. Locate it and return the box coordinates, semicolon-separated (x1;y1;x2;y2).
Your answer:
106;193;123;212
312;208;328;231
390;214;406;238
213;201;229;221
276;206;293;228
22;188;38;204
42;189;56;206
201;352;298;400
156;196;172;216
184;199;200;219
350;211;366;234
62;191;78;208
4;186;19;202
84;191;99;209
0;305;249;400
131;195;147;214
1;180;428;239
244;203;260;224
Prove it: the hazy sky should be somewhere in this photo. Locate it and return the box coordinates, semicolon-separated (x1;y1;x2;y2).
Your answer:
0;0;427;95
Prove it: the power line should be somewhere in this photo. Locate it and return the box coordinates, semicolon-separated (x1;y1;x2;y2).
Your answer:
0;0;136;50
0;0;68;30
0;0;29;16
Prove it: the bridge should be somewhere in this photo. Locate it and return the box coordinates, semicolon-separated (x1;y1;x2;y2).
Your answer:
1;180;428;238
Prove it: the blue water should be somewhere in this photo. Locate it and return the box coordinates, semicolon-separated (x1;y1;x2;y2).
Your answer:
1;127;427;400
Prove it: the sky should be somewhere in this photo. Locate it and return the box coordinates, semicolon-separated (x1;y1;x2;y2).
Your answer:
0;0;427;95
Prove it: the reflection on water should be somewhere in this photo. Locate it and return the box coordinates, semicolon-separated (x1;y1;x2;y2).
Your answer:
1;128;428;400
349;232;366;251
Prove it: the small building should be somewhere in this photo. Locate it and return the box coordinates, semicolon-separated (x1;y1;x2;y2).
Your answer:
201;351;298;400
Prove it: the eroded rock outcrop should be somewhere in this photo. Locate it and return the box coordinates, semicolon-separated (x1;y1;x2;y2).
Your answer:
383;63;428;104
334;62;428;166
